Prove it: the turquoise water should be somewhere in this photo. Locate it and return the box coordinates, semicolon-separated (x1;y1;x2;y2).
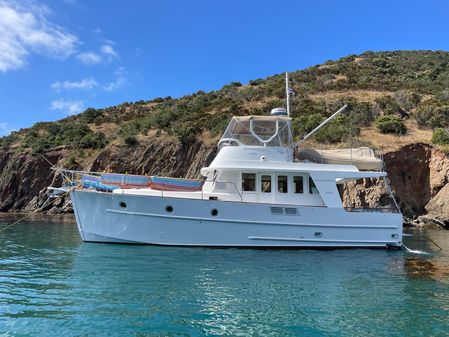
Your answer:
0;218;449;337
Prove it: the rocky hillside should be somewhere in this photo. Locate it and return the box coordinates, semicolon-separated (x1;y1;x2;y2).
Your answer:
1;50;449;227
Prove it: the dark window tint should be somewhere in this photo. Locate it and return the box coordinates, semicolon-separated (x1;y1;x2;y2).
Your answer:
294;176;304;194
242;173;256;192
309;177;318;194
278;175;288;193
261;175;272;193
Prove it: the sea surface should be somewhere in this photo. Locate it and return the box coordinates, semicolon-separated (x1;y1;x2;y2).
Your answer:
0;216;448;337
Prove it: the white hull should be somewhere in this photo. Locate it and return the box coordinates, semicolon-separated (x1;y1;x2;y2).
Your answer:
71;190;403;248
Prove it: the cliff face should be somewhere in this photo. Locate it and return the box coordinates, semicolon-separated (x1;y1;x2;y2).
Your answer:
342;143;449;228
0;140;448;227
0;149;65;212
385;143;449;217
0;137;216;213
89;138;217;178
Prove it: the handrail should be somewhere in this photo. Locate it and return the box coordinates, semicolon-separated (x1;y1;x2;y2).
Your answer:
344;207;400;214
218;138;244;149
206;179;243;202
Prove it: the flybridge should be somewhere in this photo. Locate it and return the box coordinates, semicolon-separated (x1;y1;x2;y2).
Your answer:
218;115;293;149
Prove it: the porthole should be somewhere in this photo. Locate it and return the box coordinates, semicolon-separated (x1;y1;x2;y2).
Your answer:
211;208;218;217
166;205;173;213
119;201;127;209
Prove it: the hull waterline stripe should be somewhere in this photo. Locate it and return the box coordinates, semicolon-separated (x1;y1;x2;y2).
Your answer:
105;209;399;229
248;236;398;244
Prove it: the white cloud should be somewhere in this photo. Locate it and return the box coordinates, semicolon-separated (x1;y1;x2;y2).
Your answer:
101;44;117;58
50;99;84;115
103;67;127;92
76;51;102;65
0;0;78;72
0;122;15;136
51;77;97;91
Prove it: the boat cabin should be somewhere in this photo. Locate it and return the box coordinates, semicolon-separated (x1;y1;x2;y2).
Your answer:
109;111;388;210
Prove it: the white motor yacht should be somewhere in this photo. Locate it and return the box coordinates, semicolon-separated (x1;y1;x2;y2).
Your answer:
60;120;402;248
53;74;403;248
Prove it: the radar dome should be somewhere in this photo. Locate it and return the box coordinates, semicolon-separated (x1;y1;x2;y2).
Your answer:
271;107;287;116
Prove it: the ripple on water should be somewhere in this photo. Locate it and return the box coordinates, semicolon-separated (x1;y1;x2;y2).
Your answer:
0;222;448;336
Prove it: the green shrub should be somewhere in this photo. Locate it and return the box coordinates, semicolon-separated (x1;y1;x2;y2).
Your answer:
79;132;108;149
119;122;140;138
374;115;407;134
315;116;360;143
349;101;377;126
172;122;198;146
432;128;449;145
80;108;102;123
22;122;109;151
249;78;263;86
0;133;17;150
293;114;325;138
392;90;421;111
124;135;138;146
412;105;449;129
375;96;406;116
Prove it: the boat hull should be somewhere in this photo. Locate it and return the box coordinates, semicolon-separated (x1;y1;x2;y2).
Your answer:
71;190;403;248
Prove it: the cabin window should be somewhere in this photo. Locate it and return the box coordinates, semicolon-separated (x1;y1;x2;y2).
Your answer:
309;177;319;194
277;175;288;193
242;173;256;192
261;175;272;193
293;176;304;194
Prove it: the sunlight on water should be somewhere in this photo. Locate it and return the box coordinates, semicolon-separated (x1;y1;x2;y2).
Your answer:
0;217;448;336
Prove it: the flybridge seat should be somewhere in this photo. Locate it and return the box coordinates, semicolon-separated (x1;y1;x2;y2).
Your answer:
296;147;383;171
79;173;203;192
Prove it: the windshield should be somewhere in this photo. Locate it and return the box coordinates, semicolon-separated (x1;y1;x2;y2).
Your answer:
221;116;293;147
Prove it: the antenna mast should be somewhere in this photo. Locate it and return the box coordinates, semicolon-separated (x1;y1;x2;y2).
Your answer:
285;72;290;117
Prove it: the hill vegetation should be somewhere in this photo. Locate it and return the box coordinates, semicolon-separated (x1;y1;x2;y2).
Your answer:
3;50;449;153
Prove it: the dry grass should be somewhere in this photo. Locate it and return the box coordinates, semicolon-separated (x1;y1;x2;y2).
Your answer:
360;120;432;151
299;120;432;152
200;130;221;145
332;75;347;82
309;90;392;102
88;123;119;138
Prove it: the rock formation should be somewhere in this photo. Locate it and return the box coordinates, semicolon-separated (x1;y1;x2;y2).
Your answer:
0;140;448;228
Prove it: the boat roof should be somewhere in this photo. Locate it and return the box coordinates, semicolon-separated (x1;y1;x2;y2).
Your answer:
201;160;386;180
233;115;291;122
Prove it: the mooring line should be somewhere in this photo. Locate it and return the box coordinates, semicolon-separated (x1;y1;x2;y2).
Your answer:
427;237;443;251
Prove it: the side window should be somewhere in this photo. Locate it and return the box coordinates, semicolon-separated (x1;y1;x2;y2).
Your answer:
294;176;303;194
309;177;319;194
242;173;256;192
261;175;272;193
277;175;288;193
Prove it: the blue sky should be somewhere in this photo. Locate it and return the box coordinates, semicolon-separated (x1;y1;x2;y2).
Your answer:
1;0;449;135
